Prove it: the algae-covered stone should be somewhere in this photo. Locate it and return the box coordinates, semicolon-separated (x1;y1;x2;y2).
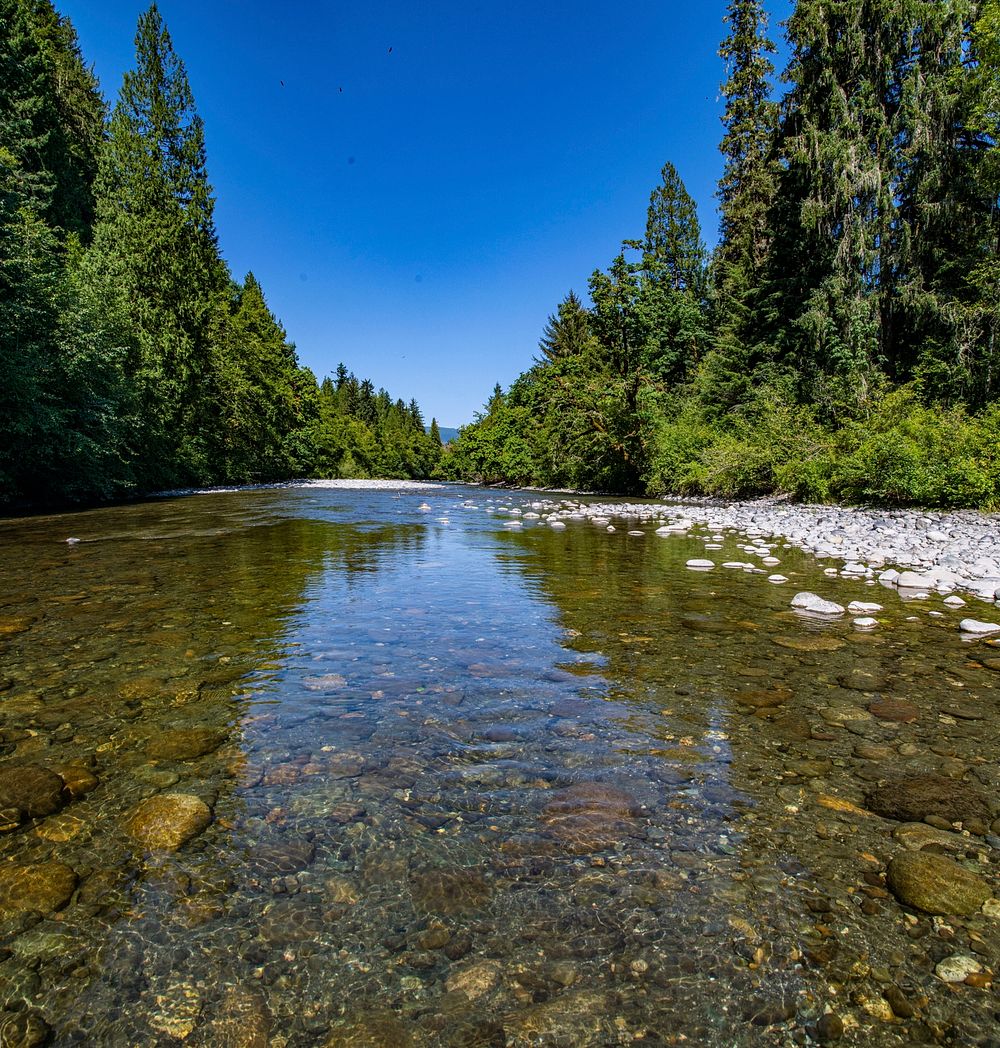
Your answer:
322;1012;414;1047
124;793;211;852
0;1010;50;1047
0;861;76;916
887;852;991;915
146;729;224;761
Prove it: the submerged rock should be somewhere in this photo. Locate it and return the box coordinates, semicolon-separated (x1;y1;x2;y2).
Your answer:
866;774;991;824
146;729;225;761
0;1010;50;1047
887;852;991;915
322;1012;415;1047
124;793;212;852
191;986;270;1047
935;955;983;983
0;765;65;821
540;782;644;853
0;861;76;916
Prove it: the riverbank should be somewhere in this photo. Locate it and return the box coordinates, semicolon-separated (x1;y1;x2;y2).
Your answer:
487;493;1000;607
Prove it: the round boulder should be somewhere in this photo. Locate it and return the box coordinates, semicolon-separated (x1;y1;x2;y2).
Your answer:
887;852;991;916
124;793;212;852
0;765;65;821
0;861;77;916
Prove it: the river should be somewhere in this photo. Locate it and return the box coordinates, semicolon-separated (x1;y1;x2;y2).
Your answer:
0;481;997;1046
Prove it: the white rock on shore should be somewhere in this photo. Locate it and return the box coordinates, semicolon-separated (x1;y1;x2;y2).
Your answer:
791;592;846;616
959;619;1000;636
526;495;999;605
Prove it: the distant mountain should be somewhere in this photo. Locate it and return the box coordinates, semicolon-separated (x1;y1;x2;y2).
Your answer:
427;426;461;445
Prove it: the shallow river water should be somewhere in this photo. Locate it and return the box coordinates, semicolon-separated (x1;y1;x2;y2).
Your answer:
0;482;997;1047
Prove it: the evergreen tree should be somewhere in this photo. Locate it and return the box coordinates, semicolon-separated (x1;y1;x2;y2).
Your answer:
20;0;105;239
85;2;226;484
538;290;597;363
0;0;60;219
429;418;442;446
700;0;778;410
636;162;709;387
895;0;995;405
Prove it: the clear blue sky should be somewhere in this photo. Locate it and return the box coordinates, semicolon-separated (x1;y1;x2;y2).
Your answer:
60;0;793;427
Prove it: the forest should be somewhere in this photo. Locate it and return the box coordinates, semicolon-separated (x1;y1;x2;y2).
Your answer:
444;0;1000;507
3;1;1000;509
0;0;443;508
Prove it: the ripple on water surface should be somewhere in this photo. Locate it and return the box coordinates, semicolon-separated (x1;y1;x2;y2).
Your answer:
0;484;997;1046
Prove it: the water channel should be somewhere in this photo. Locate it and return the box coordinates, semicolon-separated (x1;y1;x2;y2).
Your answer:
0;482;997;1046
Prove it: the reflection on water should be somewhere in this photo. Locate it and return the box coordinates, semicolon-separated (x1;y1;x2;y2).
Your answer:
0;485;997;1046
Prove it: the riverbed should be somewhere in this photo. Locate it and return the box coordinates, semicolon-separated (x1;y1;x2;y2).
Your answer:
0;482;997;1046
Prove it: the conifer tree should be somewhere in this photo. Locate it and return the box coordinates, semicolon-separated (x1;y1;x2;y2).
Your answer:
20;0;105;239
0;0;60;219
637;163;708;387
85;3;226;484
538;290;596;363
699;0;777;410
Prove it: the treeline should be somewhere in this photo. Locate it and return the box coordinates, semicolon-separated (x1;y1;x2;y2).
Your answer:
445;0;1000;507
0;1;441;507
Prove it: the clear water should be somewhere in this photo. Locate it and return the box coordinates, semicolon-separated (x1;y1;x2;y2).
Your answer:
0;484;997;1047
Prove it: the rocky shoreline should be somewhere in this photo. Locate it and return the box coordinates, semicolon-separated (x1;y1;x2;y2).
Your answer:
503;495;1000;608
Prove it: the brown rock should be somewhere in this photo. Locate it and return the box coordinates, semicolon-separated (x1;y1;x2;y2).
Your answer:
322;1012;414;1047
0;765;65;820
0;1010;50;1047
869;697;919;723
146;729;224;761
53;764;99;799
540;782;643;854
734;688;791;709
191;986;270;1048
124;793;212;852
0;861;76;916
887;852;991;916
866;774;991;824
445;960;501;1001
410;868;492;915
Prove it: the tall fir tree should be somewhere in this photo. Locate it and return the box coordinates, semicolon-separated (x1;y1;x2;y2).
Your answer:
700;0;778;411
636;162;709;388
20;0;105;239
85;2;226;485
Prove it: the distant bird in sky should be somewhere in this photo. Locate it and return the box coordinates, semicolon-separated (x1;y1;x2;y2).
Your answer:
280;80;284;87
388;47;393;54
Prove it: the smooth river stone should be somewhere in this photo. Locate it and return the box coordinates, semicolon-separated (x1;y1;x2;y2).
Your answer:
146;729;225;761
773;636;845;653
959;619;1000;636
866;774;991;824
124;793;212;851
791;592;846;616
892;822;964;853
540;782;643;853
445;959;502;1001
887;852;991;915
0;862;76;916
868;697;919;723
322;1012;415;1048
190;986;271;1048
0;765;65;820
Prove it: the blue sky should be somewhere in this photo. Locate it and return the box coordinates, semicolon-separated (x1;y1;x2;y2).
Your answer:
60;0;793;427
